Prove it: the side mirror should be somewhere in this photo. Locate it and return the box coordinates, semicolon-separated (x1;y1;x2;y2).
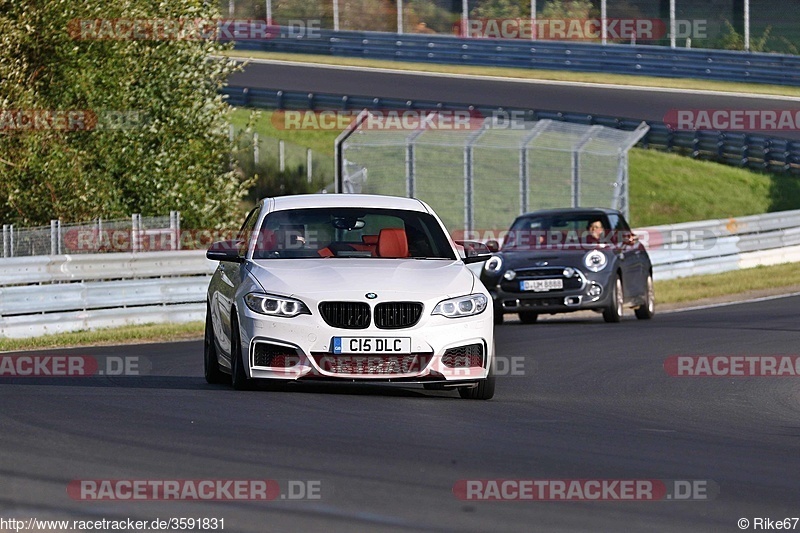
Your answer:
206;240;244;263
455;240;493;264
485;239;500;252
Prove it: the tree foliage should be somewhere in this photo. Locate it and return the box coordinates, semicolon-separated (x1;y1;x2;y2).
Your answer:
470;0;528;19
714;19;772;52
0;0;246;229
540;0;596;19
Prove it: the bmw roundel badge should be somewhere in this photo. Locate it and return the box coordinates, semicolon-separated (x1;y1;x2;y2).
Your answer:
366;292;378;299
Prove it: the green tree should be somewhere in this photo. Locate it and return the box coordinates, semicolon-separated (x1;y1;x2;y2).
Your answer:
714;19;772;52
540;0;596;19
471;0;529;19
0;0;246;229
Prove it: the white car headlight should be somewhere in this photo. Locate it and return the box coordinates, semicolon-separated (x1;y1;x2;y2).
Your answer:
484;256;503;274
245;293;311;318
583;250;608;272
432;294;488;318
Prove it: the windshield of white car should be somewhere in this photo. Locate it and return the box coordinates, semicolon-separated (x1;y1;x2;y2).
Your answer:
250;207;457;260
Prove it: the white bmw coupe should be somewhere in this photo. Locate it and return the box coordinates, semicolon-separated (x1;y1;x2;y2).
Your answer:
205;194;496;399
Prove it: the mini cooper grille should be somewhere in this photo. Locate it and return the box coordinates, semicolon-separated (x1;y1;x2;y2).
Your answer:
311;354;430;375
442;343;485;368
505;297;564;307
374;302;423;329
319;302;371;329
252;343;301;368
515;268;565;278
501;267;583;293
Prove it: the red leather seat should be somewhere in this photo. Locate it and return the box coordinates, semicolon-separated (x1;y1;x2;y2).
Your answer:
377;228;409;258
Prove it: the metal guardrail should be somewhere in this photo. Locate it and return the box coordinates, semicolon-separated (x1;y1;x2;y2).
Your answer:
232;28;800;87
640;209;800;279
2;210;800;338
222;86;800;176
0;251;216;339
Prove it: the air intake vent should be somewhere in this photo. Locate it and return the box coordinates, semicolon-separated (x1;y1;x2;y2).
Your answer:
252;343;300;368
442;343;485;368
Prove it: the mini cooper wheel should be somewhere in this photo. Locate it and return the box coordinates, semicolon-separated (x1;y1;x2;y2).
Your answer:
230;313;253;391
518;311;538;324
603;274;624;323
635;274;655;320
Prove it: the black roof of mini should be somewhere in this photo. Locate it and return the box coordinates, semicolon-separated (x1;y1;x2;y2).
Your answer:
515;207;622;219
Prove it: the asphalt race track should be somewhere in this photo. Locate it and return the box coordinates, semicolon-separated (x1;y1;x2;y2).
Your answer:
228;59;800;140
2;295;800;532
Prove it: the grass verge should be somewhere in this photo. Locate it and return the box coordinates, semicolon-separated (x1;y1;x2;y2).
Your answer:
655;262;800;304
3;262;800;351
225;50;800;99
0;322;204;353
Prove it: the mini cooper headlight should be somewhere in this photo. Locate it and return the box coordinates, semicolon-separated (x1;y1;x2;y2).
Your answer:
583;250;608;272
245;293;311;318
432;294;488;318
484;256;503;274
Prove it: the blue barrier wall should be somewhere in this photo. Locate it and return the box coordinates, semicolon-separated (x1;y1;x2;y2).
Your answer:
222;86;800;176
233;28;800;87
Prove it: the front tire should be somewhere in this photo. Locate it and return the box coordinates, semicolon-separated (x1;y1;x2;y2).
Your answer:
204;306;227;384
493;306;504;325
634;274;655;320
458;350;495;400
603;274;624;323
230;313;253;391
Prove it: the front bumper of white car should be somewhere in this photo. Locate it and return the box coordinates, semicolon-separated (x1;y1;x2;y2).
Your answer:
238;300;493;383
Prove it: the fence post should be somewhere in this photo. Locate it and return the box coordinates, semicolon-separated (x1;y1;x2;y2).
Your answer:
2;224;8;258
405;125;426;198
518;120;550;215
253;132;259;164
279;139;285;171
397;0;403;34
307;148;313;184
572;126;600;208
464;119;490;233
333;0;340;31
50;220;58;256
131;214;141;253
170;211;180;250
229;124;235;169
9;224;13;258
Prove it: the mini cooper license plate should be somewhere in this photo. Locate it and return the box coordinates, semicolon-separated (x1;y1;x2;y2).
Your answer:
520;279;563;292
333;337;412;354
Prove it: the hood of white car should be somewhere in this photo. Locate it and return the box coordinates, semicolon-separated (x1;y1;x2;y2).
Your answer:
247;258;476;300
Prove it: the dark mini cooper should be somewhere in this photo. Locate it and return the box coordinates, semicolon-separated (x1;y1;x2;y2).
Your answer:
479;208;654;324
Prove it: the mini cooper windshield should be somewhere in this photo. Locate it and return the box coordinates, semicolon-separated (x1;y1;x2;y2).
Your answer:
251;207;457;260
503;212;632;250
